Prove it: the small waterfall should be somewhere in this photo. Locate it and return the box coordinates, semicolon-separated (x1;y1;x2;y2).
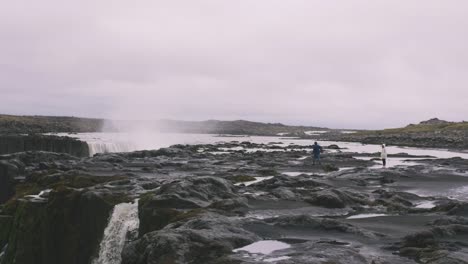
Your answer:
92;200;139;264
0;244;7;264
88;142;136;156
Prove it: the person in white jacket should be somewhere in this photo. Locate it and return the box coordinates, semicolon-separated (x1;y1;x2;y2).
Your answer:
381;144;388;167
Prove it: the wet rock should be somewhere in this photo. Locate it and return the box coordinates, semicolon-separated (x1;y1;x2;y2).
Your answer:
271;187;297;200
0;151;78;165
208;197;249;215
0;188;114;264
139;176;240;235
0;160;22;204
401;231;437;248
397;218;468;263
447;203;468;217
322;164;339;172
326;144;341;149
265;215;383;239
307;189;369;209
0;215;13;251
122;213;259;264
252;175;324;190
307;189;346;208
0;161;17;204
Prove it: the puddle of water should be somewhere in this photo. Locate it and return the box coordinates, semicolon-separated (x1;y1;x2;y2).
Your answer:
415;201;437;209
208;151;230;155
264;256;291;262
367;158;424;169
282;172;313;177
233;240;291;255
235;176;274;186
347;214;387;219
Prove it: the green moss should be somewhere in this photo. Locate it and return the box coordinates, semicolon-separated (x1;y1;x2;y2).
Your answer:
257;169;279;176
101;193;132;206
47;175;127;189
230;175;256;183
356;121;468;136
322;164;339;172
15;183;42;197
139;191;157;205
2;198;18;215
170;208;205;223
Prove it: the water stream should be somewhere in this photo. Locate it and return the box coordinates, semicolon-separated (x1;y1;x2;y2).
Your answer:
92;200;139;264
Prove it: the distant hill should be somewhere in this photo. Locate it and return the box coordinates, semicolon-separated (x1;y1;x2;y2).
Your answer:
156;119;327;136
331;118;468;149
0;114;329;136
0;114;104;134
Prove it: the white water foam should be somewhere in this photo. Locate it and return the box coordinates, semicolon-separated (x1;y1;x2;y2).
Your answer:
93;200;139;264
347;213;387;219
53;132;468;159
235;176;274;186
415;201;437;209
25;189;52;203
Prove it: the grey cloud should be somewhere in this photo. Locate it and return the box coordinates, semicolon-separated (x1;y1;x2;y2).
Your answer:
1;0;468;129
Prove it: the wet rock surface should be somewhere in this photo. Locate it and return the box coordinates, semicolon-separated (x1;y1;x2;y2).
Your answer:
0;142;468;263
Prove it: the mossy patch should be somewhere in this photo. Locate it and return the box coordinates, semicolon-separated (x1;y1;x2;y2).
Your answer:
49;175;128;189
170;208;206;223
322;164;339;172
257;169;279;176
230;175;256;183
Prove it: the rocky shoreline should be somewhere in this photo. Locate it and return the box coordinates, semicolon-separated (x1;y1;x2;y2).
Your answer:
315;118;468;150
1;142;468;264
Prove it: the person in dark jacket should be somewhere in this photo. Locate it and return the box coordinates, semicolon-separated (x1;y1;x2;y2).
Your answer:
312;142;323;165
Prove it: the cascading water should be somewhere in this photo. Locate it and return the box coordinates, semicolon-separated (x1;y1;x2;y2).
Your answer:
92;200;139;264
87;141;136;156
0;244;7;264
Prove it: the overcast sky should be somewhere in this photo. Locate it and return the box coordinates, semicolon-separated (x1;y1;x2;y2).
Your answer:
1;1;467;129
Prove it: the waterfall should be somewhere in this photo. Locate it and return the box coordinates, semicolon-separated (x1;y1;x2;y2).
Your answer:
92;200;139;264
0;244;7;264
88;142;137;156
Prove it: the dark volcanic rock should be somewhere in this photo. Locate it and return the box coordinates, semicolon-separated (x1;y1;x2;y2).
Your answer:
0;160;18;204
0;188;114;264
397;218;468;263
265;214;383;239
306;189;369;209
139;176;241;235
122;213;259;264
307;189;347;208
0;134;89;157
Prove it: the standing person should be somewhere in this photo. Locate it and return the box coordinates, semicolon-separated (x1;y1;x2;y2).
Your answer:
312;142;323;165
381;144;388;167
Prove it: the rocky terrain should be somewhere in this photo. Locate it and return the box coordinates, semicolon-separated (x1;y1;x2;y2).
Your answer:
1;141;468;264
0;134;89;157
319;118;468;150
